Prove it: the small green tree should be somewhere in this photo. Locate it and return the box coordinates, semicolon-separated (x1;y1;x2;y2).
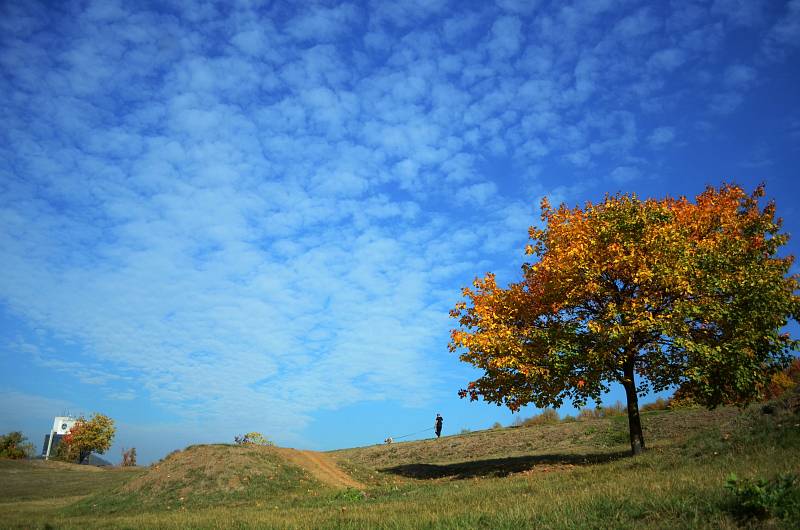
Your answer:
0;432;35;459
59;413;116;464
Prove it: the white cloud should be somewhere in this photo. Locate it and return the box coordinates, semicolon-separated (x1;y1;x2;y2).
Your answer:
442;12;482;44
610;166;642;183
1;0;797;455
613;8;661;39
723;64;757;88
369;0;450;28
647;48;686;71
0;391;77;451
286;3;361;43
710;92;744;114
648;126;676;147
456;182;499;205
762;0;800;60
230;27;278;58
496;0;540;15
487;15;523;59
711;0;768;27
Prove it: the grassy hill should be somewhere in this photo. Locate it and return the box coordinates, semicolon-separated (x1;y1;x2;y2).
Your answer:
1;395;798;529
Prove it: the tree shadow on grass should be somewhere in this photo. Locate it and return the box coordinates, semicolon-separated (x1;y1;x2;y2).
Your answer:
381;451;630;480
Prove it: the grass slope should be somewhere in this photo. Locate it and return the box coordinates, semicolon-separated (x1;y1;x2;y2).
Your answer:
332;407;740;479
1;397;798;529
0;459;142;502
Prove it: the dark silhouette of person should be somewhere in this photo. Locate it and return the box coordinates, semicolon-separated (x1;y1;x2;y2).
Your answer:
435;413;443;438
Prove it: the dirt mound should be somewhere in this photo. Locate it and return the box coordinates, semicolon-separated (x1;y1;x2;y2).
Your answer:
273;448;363;489
75;443;362;513
123;444;313;496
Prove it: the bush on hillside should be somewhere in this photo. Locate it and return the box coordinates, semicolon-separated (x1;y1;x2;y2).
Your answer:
522;408;560;425
666;385;701;409
671;357;800;409
0;431;35;459
578;401;627;420
121;447;137;466
641;397;670;412
234;432;273;446
726;473;800;522
763;357;800;400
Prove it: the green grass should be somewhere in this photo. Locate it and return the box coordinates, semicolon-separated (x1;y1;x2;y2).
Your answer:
0;459;143;502
1;399;798;529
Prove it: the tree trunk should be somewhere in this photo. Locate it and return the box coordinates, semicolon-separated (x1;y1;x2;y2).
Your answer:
622;361;645;456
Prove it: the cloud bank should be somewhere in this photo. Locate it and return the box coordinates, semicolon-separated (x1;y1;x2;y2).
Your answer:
1;0;797;458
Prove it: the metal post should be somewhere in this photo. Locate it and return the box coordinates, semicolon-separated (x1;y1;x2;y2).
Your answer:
45;431;54;460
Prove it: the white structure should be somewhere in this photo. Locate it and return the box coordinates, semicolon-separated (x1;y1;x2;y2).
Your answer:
44;416;77;460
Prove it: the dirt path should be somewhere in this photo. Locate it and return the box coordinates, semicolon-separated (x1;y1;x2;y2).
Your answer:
274;448;364;490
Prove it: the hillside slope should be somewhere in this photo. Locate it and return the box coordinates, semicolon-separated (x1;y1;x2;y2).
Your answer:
2;397;798;528
331;406;742;479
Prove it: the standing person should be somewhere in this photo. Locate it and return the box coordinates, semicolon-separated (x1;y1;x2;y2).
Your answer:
435;413;443;438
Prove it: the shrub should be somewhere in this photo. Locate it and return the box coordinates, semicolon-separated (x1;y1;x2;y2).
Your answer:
491;422;503;429
578;407;602;420
121;447;137;466
234;432;273;446
641;397;670;412
54;435;79;462
726;473;800;521
0;432;34;459
602;401;626;416
671;357;800;407
667;385;700;409
523;408;560;425
577;401;627;420
459;428;471;434
763;358;800;400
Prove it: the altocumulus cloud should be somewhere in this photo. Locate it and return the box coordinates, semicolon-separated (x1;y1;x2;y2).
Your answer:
1;0;798;453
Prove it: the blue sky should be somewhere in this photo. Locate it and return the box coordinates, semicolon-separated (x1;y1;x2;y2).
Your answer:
1;0;799;464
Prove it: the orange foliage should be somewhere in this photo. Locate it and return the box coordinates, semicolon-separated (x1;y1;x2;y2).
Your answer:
451;184;799;420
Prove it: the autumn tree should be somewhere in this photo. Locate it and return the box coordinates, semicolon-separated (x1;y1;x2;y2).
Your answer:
58;413;116;464
450;185;799;455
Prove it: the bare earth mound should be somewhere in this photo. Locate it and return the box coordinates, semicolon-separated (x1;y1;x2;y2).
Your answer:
73;443;363;513
273;447;364;489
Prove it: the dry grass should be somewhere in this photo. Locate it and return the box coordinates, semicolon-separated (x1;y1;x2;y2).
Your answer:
68;443;327;513
0;459;142;502
1;400;797;529
332;407;740;474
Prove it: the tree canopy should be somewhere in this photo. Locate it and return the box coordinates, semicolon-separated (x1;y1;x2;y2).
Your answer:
450;184;800;455
0;431;35;459
59;413;116;464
